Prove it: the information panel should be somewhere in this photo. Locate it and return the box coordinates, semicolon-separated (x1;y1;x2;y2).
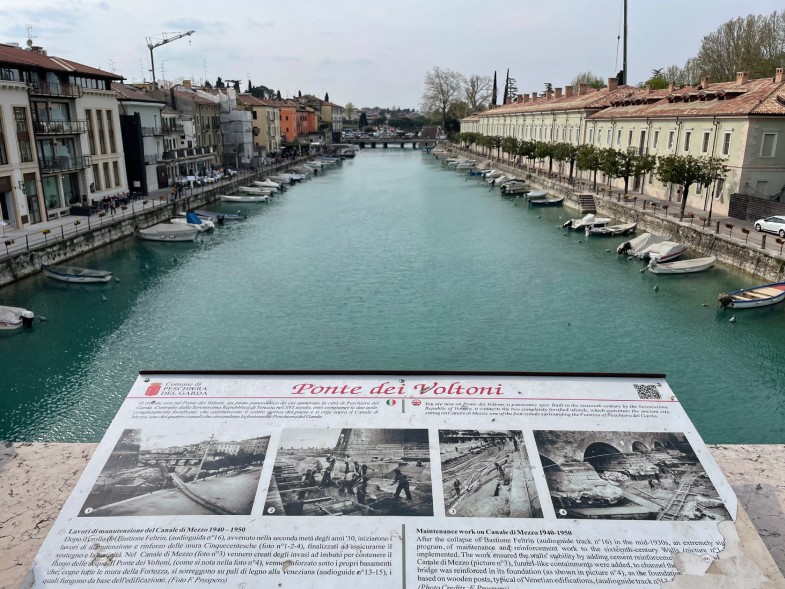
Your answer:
26;371;746;588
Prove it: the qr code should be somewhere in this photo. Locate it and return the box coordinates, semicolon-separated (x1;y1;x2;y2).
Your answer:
634;384;661;399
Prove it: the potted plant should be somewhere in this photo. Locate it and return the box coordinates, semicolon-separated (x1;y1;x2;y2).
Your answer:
725;222;734;238
741;227;750;243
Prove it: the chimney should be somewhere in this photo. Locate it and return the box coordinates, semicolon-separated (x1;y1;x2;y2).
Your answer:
775;68;784;84
668;82;675;92
645;85;653;94
565;86;574;97
608;77;619;91
530;91;538;102
578;84;588;95
516;94;523;104
523;95;530;103
546;89;553;100
555;88;562;98
182;79;192;88
700;76;710;89
736;71;748;85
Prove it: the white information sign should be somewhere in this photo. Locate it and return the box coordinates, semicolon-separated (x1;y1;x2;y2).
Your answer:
26;371;743;588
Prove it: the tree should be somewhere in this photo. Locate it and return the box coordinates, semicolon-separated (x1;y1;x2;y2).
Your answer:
656;154;729;220
614;149;657;195
576;144;602;190
203;80;213;89
247;79;252;93
215;76;225;89
298;90;301;98
276;90;282;100
421;66;465;129
358;112;368;128
534;141;554;173
233;80;240;91
570;71;605;89
552;142;579;182
344;102;356;121
324;92;329;102
517;140;537;167
491;71;498;108
501;136;520;162
502;69;509;105
464;74;492;112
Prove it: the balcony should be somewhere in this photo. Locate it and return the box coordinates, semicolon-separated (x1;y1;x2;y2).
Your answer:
144;154;159;165
33;120;87;135
161;146;215;161
162;123;184;134
39;155;92;174
141;126;164;136
28;81;82;98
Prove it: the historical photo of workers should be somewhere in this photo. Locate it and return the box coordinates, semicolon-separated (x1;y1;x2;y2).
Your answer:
79;429;269;517
264;428;433;516
439;430;541;518
533;430;731;521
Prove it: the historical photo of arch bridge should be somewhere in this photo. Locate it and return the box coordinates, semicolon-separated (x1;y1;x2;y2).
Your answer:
264;428;433;516
439;430;542;518
79;429;269;517
533;431;731;522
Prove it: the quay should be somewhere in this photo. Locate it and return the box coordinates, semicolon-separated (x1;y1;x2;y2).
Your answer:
2;442;784;587
0;157;312;288
445;144;785;282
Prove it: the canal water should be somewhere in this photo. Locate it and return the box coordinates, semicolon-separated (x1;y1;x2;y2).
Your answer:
1;149;783;444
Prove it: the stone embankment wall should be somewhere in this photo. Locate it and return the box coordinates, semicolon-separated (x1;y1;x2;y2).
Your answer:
448;147;785;282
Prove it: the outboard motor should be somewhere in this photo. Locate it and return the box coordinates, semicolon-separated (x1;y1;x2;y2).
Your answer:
21;310;34;328
617;241;632;255
562;219;573;229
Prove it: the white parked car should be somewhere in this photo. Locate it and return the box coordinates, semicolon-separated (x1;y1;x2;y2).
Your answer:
754;215;785;237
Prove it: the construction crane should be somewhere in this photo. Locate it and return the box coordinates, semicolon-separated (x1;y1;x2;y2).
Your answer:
145;30;195;89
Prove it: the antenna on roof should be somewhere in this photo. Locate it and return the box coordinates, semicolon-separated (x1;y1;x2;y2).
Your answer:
25;25;35;47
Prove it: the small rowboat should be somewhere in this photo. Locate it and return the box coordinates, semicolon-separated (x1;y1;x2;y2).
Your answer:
647;255;716;274
138;223;199;242
718;282;785;309
585;222;637;236
220;194;268;203
528;196;564;207
42;264;113;283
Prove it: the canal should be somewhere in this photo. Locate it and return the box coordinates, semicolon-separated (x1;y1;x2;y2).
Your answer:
1;149;783;444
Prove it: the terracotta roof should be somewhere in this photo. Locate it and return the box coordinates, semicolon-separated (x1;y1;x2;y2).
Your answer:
112;82;165;103
0;43;123;80
588;76;785;120
174;88;217;106
478;85;638;116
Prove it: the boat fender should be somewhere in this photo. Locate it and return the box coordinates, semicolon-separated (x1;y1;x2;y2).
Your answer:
729;315;736;323
653;284;659;292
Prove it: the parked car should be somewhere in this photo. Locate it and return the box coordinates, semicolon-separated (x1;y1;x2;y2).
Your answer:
754;215;785;237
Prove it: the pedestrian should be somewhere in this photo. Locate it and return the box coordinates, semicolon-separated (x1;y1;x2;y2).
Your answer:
392;468;412;500
177;182;183;198
171;186;177;201
319;467;334;488
648;478;656;490
453;479;461;497
109;197;116;214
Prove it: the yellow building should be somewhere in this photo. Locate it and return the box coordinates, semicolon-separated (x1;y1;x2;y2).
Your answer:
238;94;281;156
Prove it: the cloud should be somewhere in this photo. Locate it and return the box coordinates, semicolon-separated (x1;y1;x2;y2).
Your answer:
248;17;274;29
98;1;110;10
318;57;374;68
161;17;226;34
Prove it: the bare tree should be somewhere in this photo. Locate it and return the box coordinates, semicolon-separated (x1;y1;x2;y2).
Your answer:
421;67;466;128
570;71;605;89
464;74;492;112
343;102;356;120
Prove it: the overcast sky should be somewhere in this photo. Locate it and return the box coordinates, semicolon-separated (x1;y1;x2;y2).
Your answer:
1;1;781;109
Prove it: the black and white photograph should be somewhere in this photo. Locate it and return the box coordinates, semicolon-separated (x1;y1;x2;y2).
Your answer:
264;428;433;516
533;431;731;521
439;430;541;518
80;429;269;517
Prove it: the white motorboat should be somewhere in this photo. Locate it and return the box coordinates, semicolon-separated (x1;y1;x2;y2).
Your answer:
42;264;112;283
269;175;293;184
254;179;283;190
647;256;716;274
585;222;637;236
617;232;687;262
220;194;269;203
171;212;214;231
138;223;199;242
563;214;611;230
0;305;34;330
238;186;273;196
252;181;279;192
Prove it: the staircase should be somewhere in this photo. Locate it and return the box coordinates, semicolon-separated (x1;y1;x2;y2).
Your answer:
576;193;597;213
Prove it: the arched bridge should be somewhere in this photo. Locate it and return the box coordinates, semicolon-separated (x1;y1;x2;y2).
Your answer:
346;138;438;149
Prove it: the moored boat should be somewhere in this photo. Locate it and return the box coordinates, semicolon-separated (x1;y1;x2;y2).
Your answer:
171;212;214;231
0;305;34;330
647;255;716;274
528;196;564;207
718;281;785;309
42;264;113;283
617;232;687;262
238;186;274;196
585;222;637;236
563;214;611;230
137;223;199;242
190;210;246;222
220;194;269;203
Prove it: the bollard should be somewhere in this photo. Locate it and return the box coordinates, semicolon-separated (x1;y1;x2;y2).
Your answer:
761;234;767;250
715;221;720;234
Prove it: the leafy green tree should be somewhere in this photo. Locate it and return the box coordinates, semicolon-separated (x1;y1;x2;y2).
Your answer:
358;112;368;128
576;144;602;190
501;136;520;162
517;140;537;167
619;150;657;195
343;102;356;121
552;142;579;182
215;76;225;89
571;71;605;89
656;155;729;220
534;141;554;173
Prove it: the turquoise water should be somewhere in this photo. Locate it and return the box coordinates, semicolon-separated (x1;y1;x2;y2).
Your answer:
1;149;783;443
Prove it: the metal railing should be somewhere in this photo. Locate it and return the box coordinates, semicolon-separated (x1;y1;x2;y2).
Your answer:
144;154;159;165
33;120;88;135
28;81;82;98
162;124;184;133
141;126;164;136
38;155;92;174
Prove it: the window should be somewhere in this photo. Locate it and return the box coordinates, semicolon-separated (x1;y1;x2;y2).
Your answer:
628;130;633;147
616;129;622;145
92;163;101;191
96;110;106;154
588;129;594;143
761;132;778;158
667;130;675;150
13;107;33;162
684;131;691;152
702;131;711;154
652;130;660;149
722;131;732;156
607;129;612;144
569;128;573;142
112;160;120;187
648;171;654;184
0;108;7;165
105;110;116;153
103;162;111;188
85;109;96;154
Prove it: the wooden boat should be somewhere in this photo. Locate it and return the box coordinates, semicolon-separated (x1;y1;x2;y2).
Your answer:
0;305;34;330
137;223;199;242
718;282;785;309
563;214;611;230
42;264;112;283
647;255;716;274
585;222;637;236
528;196;564;207
220;194;269;203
